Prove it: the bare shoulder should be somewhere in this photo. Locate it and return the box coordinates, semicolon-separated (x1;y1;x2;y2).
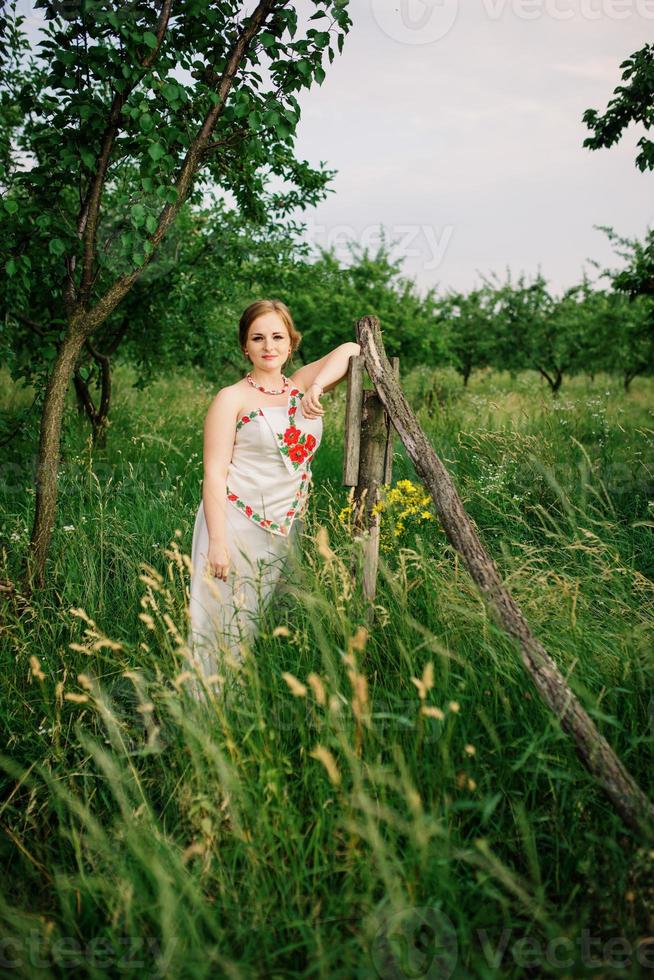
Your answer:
205;383;242;425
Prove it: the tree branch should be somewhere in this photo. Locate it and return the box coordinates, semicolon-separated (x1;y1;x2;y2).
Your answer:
10;311;46;337
70;0;175;315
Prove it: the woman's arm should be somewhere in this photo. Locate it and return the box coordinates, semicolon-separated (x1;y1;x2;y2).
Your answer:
290;342;361;394
202;389;237;544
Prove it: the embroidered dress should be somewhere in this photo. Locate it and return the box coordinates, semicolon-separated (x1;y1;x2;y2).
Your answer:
188;388;323;696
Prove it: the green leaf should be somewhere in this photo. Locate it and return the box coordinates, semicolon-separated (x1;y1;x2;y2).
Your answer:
234;93;250;119
260;32;276;48
49;238;65;257
5;258;16;277
145;214;157;234
4;199;18;215
140;113;154;134
315;66;325;85
80;148;96;169
131;204;146;226
162;83;179;104
143;31;158;49
148;143;166;162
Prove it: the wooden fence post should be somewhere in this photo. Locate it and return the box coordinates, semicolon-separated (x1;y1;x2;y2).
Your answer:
343;350;399;623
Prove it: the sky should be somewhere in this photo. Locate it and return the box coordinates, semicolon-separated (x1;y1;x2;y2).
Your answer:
288;0;652;297
14;0;653;299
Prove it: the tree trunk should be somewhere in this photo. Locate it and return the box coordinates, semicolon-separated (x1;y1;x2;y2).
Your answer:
73;343;113;449
537;365;563;395
358;314;654;840
624;363;647;392
24;323;88;590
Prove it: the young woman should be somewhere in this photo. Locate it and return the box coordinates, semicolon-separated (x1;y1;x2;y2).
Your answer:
187;298;360;699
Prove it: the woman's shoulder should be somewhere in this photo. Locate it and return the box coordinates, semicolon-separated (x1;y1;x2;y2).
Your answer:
204;383;246;431
210;380;247;406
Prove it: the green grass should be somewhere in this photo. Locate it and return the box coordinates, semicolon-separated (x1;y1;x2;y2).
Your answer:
1;362;653;978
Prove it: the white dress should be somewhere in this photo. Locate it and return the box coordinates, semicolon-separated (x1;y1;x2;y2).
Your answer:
187;386;323;697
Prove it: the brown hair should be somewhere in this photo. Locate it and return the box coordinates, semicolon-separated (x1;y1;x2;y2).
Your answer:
238;299;302;360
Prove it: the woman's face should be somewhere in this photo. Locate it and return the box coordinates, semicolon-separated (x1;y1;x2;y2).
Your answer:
244;313;292;369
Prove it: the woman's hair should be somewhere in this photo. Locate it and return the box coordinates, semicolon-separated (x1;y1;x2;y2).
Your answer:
238;299;302;359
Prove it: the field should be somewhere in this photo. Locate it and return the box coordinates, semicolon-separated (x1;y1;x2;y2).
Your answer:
1;364;653;978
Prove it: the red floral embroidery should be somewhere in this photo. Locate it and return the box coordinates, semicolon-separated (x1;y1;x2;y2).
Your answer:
289;444;307;464
226;386;320;537
283;425;301;446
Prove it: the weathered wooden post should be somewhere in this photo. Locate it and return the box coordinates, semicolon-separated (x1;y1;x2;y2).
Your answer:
343;344;399;623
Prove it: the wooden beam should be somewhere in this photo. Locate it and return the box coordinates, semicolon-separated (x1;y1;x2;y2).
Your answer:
342;354;364;487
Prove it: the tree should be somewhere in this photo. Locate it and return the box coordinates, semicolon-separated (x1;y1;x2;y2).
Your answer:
0;0;352;589
592;225;654;301
442;288;494;386
586;228;654;388
478;271;561;390
582;43;654;302
588;290;654;390
582;42;654;173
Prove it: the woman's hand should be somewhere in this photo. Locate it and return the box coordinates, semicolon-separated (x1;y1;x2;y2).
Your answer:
207;540;231;581
302;382;324;419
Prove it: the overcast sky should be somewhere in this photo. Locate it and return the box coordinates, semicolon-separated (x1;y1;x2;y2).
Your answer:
288;0;652;298
15;1;653;298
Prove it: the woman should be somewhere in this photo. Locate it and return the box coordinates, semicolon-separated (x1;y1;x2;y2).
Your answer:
187;298;360;699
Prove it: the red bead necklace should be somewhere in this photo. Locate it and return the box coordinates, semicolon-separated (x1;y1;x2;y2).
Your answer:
245;372;290;395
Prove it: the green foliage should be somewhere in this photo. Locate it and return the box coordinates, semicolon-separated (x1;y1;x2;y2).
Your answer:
0;0;352;401
582;43;654;173
594;224;654;300
446;268;654;392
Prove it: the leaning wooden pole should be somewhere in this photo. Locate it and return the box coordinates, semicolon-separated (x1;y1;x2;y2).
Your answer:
357;314;654;840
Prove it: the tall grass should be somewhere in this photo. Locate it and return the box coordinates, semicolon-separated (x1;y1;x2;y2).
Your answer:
1;363;653;978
